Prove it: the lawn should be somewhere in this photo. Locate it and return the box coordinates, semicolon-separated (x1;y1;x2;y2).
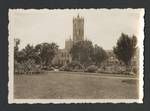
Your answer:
14;71;139;99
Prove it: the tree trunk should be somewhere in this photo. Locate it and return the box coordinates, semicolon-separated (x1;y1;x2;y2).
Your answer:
126;63;131;74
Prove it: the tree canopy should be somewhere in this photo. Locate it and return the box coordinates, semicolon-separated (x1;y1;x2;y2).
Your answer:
14;38;20;61
35;42;58;67
113;33;137;66
70;40;94;67
70;40;108;67
92;44;108;66
14;39;59;68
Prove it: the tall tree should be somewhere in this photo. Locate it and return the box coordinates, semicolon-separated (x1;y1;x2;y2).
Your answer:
92;45;108;66
35;42;58;67
70;40;94;67
22;44;35;59
14;38;20;61
15;44;37;63
113;33;137;71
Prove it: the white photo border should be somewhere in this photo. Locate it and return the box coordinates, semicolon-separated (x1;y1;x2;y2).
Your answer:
8;8;145;104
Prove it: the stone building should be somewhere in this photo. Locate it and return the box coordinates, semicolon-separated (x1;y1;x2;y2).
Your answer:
73;14;84;43
52;49;72;66
65;37;73;51
52;14;84;66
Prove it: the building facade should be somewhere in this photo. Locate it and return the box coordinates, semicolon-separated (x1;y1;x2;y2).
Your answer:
52;49;72;66
65;37;73;51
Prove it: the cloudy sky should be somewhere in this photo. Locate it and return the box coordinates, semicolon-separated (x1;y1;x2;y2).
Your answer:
9;9;144;50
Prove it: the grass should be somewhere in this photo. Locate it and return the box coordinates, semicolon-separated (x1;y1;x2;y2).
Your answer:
14;71;139;99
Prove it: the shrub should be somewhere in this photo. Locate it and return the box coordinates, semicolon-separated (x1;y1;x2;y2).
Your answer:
14;59;42;74
14;60;24;74
59;65;70;71
97;68;103;73
85;65;98;73
59;61;84;72
59;65;65;71
68;61;84;69
64;65;71;71
132;66;138;74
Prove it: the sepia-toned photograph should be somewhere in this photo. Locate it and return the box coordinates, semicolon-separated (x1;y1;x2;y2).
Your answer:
8;9;144;103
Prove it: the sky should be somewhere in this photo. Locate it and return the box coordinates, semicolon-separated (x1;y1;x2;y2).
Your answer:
9;9;144;50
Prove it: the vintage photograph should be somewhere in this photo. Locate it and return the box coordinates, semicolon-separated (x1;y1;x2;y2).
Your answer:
8;9;144;103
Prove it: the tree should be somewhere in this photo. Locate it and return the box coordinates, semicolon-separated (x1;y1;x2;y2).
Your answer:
92;45;108;66
16;44;38;63
35;42;58;67
22;44;35;60
113;33;137;72
16;50;26;63
14;38;20;61
70;40;94;67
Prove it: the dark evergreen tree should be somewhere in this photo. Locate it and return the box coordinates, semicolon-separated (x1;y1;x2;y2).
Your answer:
113;33;137;72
